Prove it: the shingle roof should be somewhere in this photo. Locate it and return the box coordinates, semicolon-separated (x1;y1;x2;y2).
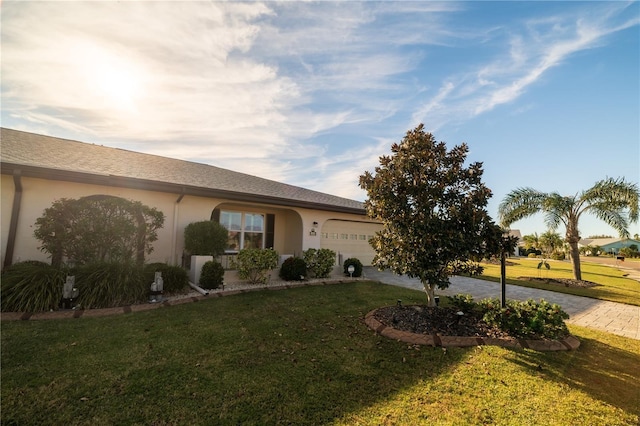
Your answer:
0;128;365;214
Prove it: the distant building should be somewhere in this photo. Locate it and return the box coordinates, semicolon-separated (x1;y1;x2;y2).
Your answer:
578;237;640;255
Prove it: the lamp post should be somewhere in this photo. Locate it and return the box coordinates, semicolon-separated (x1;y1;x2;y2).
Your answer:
347;264;355;278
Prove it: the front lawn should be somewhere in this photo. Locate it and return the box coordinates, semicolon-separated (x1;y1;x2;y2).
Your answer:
2;282;638;425
478;258;640;306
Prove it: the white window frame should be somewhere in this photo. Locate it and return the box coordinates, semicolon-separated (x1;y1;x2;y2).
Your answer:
220;210;265;253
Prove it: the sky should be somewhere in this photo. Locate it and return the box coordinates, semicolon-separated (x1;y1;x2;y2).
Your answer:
2;1;639;239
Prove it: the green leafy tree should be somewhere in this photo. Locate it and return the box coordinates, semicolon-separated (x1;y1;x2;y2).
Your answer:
498;178;639;280
34;196;164;267
184;221;228;256
359;124;514;307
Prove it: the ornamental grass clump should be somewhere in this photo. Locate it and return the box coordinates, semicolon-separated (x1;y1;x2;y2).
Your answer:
144;263;189;294
1;261;67;312
74;262;147;309
479;298;570;339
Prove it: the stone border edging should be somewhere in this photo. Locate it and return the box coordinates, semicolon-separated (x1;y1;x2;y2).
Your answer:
0;279;357;322
364;308;580;351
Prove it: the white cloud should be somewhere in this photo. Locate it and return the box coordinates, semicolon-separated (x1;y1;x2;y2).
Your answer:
412;3;640;127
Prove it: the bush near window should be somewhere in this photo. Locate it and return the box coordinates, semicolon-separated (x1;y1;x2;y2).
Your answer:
184;221;229;256
303;248;336;278
199;261;225;290
0;261;67;312
233;248;279;284
279;257;307;281
144;263;189;294
343;258;363;277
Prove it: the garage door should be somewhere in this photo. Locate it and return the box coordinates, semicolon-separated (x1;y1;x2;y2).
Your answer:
320;220;381;266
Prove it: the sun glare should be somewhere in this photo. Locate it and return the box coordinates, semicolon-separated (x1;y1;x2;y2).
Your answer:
77;42;145;112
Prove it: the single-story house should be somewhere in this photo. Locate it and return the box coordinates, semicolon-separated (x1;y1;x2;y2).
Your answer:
1;128;382;270
578;237;640;255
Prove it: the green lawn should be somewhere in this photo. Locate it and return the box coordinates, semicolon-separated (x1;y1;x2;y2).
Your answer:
2;282;638;425
478;258;640;306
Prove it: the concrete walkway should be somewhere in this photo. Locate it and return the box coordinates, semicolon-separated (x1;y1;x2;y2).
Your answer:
363;267;640;340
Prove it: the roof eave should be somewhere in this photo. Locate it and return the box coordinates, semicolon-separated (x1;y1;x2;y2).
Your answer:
1;162;366;216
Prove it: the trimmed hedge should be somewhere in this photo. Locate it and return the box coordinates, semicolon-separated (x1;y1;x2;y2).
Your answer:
343;258;363;277
279;257;307;281
199;261;224;289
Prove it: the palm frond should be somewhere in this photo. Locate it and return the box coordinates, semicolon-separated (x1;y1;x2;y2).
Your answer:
497;187;546;227
582;178;639;222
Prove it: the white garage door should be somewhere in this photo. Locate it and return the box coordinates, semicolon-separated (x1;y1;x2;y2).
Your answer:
320;220;381;266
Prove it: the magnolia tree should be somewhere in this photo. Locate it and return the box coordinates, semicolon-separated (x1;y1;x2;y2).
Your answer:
359;124;514;307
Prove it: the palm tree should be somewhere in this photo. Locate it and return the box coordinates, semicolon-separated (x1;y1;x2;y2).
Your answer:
539;230;563;257
498;178;639;280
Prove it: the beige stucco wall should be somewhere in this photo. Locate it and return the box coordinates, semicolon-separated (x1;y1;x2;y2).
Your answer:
1;174;376;268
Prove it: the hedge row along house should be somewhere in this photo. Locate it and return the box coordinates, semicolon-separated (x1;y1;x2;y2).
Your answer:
1;128;381;270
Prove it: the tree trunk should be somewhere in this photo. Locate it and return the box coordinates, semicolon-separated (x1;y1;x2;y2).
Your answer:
566;223;582;281
569;241;582;281
422;280;437;307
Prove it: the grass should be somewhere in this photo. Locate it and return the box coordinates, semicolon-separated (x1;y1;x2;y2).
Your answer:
2;282;639;425
478;258;640;306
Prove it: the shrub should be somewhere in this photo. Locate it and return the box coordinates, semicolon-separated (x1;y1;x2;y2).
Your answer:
74;262;147;309
233;248;279;284
479;298;569;339
527;253;538;258
447;294;476;313
1;261;67;312
144;263;189;294
199;261;225;290
303;248;336;278
550;251;566;261
279;257;307;281
184;221;228;256
34;196;164;267
343;258;363;277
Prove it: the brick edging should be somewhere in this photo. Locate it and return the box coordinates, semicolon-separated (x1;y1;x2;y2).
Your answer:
0;279;356;321
364;308;580;351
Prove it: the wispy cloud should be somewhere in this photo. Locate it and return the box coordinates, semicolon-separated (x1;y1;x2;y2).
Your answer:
1;1;637;202
412;2;640;127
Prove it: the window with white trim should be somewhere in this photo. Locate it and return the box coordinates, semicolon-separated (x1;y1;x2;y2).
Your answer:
219;211;265;252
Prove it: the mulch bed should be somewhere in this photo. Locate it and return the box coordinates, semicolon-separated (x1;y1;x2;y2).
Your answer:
373;305;511;339
518;277;599;288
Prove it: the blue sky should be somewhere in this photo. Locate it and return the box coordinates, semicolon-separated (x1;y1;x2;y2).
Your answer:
2;1;639;239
